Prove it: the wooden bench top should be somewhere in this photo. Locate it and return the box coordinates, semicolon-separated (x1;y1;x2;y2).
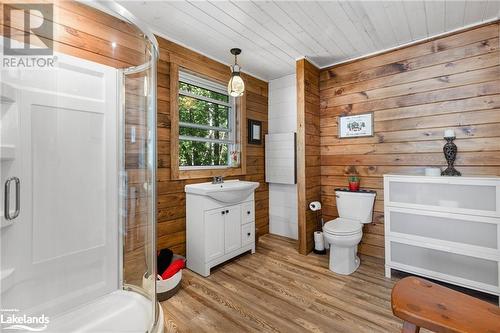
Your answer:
391;277;500;333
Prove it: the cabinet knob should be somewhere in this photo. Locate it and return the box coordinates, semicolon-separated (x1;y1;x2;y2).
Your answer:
247;211;251;215
221;211;225;215
247;232;251;236
226;210;229;213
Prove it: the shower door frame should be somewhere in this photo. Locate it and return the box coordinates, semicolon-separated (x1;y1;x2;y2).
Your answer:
119;56;160;332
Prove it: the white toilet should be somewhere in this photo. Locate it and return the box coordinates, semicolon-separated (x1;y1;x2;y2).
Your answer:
323;189;376;275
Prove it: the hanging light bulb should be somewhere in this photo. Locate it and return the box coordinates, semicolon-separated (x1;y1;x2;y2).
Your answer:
227;48;245;97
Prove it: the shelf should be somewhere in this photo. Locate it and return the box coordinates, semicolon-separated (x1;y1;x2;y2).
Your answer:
389;240;499;292
386;234;499;261
1;217;15;229
385;206;499;251
0;145;15;161
388;262;499;296
384;176;500;218
1;82;16;104
0;268;15;292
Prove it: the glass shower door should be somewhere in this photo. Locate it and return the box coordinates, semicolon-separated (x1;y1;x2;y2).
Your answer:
121;59;158;328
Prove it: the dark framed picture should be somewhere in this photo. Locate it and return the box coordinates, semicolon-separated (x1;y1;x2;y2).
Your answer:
338;112;374;138
247;119;262;145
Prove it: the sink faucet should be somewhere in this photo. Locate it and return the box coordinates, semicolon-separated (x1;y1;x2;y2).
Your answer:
212;176;224;184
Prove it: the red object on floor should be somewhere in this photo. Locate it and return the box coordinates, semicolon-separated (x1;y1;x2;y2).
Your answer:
160;258;185;280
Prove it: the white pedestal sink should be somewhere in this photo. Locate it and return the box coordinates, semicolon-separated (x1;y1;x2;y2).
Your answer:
185;180;259;276
185;180;260;204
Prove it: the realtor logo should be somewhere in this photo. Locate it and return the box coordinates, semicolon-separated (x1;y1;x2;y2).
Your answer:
3;3;54;56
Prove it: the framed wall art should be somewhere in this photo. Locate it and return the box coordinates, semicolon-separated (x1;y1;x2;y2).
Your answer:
338;112;374;138
248;119;262;145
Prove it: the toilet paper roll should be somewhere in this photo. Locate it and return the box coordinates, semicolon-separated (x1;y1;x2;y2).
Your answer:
314;231;325;251
309;201;322;211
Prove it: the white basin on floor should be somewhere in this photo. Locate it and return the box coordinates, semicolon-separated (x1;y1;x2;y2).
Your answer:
185;180;259;203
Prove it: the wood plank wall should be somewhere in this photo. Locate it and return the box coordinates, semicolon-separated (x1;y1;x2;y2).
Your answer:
319;22;500;259
0;1;148;68
155;37;269;256
297;59;321;254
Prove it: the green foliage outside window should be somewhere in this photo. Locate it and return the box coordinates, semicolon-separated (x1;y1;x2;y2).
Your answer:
178;80;233;167
179;140;229;167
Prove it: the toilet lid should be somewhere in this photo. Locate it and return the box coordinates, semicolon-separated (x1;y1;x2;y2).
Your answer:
323;218;362;235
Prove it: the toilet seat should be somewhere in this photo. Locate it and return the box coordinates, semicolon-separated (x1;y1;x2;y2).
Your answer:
323;218;362;236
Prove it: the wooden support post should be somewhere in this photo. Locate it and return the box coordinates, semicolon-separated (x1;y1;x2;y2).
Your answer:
401;321;420;333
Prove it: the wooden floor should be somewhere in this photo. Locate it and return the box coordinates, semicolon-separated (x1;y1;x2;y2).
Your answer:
160;234;411;332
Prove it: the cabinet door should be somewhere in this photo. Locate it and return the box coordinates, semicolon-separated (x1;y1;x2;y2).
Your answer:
204;209;225;262
385;177;500;217
224;205;242;254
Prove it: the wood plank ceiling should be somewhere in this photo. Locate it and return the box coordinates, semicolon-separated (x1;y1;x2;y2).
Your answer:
120;1;499;80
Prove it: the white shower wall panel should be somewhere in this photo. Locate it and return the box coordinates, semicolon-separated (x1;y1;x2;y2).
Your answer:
0;51;118;318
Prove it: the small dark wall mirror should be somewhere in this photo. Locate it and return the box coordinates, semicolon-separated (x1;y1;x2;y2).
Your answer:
248;119;262;145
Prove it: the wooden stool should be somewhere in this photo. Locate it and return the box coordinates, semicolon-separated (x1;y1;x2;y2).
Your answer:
391;277;500;333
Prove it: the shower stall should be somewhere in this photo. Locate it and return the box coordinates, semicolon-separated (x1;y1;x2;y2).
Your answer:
0;1;162;332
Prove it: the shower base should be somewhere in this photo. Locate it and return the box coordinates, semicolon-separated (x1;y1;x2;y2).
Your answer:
47;290;164;333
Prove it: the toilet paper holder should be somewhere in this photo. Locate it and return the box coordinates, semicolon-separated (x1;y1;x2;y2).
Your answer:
310;201;326;255
309;201;321;211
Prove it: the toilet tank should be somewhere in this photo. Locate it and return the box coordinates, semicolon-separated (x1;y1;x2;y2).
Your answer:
335;189;376;224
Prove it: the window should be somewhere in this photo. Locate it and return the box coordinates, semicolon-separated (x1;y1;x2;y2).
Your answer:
178;71;236;168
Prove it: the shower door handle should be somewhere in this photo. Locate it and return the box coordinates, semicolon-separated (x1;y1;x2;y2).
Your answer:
4;177;20;220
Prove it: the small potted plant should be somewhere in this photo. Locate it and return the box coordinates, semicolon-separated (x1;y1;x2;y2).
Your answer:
348;175;360;191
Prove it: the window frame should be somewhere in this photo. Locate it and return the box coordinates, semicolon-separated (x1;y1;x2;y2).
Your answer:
178;70;236;168
170;63;246;180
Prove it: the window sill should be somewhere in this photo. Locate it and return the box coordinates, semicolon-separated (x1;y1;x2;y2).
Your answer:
180;165;233;171
176;166;245;180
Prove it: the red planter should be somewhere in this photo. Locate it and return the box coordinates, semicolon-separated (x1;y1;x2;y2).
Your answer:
348;182;360;191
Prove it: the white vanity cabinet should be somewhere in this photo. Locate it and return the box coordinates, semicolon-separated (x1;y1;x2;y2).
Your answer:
185;180;258;277
384;175;500;299
204;204;242;261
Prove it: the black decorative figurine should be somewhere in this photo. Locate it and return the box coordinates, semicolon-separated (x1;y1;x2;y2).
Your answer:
441;135;461;176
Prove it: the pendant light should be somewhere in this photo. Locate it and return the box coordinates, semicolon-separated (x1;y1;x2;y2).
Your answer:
227;48;245;97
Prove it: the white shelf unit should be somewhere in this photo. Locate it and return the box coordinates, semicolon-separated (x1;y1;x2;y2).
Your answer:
1;82;18;162
1;82;16;104
0;145;15;161
384;174;500;299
